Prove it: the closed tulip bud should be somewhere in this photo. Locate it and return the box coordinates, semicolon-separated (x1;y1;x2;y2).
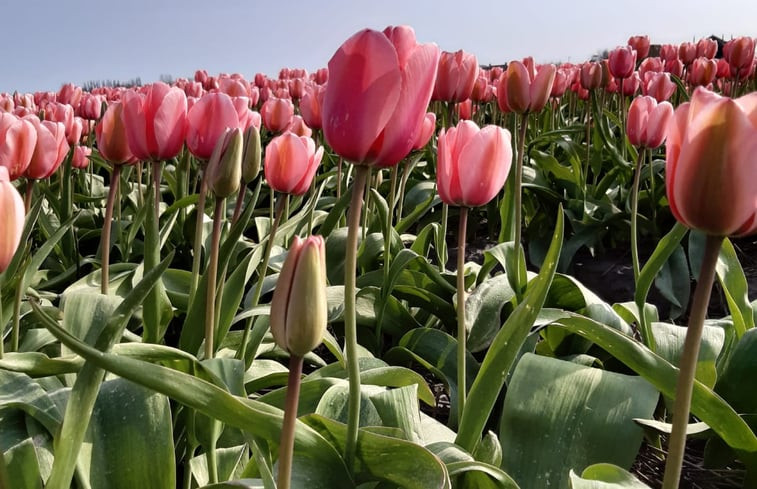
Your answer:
122;82;188;161
186;92;242;160
264;132;323;195
696;38;718;59
286;115;312;138
626;96;673;149
242;124;261;183
608;46;636;79
96;102;134;165
437;120;512;207
580;62;602;90
498;60;555;114
299;84;324;129
679;42;697;65
25;116;70;179
0;166;24;272
724;37;756;78
688;58;718;87
642;72;676;102
72;145;92;169
0;112;38;179
628;35;650;60
432;49;479;103
664;58;684;78
207;128;243;198
666;87;757;237
261;97;294;133
270;235;327;357
660;44;679;62
550;69;569;98
412;112;436;150
638;57;663;79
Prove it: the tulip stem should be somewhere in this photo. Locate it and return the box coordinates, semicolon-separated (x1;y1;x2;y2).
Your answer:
204;197;225;360
231;181;246;227
344;165;370;473
456;207;469;425
189;166;209;304
513;113;529;297
662;234;724;489
23;180;34;214
237;197;287;362
101;165;121;295
630;148;646;282
0;287;4;359
619;79;627;160
143;161;163;344
277;354;304;489
438;203;448;271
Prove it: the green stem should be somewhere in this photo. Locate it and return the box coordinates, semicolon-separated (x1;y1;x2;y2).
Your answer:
438;203;449;272
277;354;304;489
231;181;246;227
513;113;529;267
630;148;646;282
619;79;626;161
344;165;371;473
204;197;225;360
24;180;34;214
661;234;724;489
101;165;121;295
456;207;469;425
0;287;4;359
397;160;411;221
189;166;209;304
237;197;287;362
142;161;163;344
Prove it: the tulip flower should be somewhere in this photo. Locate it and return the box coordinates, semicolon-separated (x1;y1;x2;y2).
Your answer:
322;25;440;168
432;49;478;103
696;38;718;59
0;112;38;180
579;62;602;90
688;58;718;87
724;36;756;81
286;115;312;138
608;46;636;79
628;35;650;60
57;83;82;110
638;57;663;79
121;82;188;161
25;117;70;180
497;60;556;114
664;58;684;78
0;166;24;274
299;84;324;129
659;44;679;62
264;132;323;196
186;92;242;160
437;120;511;207
679;42;697;65
412;112;436;150
261;96;294;133
642;72;676;102
71;145;92;169
95;102;133;164
627;96;674;149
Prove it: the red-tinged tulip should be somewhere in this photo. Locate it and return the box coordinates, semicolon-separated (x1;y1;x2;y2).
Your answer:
0;112;37;180
253;73;267;89
313;67;328;85
664;58;684;78
194;69;209;85
626;96;673;149
44;102;74;137
666;87;757;237
0;166;25;272
25;116;69;179
300;84;324;129
412;112;436;150
688;58;718;87
122;82;187;161
724;37;756;79
679;42;697;65
186;92;241;160
716;58;731;79
628;35;650;60
497;60;556;114
642;72;676;102
620;72;641;96
550;69;569;98
322;25;440;167
639;57;663;79
288;78;306;100
580;62;602;90
696;38;718;59
432;49;478;103
68;117;84;145
72;145;92;169
660;44;679;62
436;120;512;207
471;75;493;103
270;235;327;357
608;46;636;79
261;96;294;133
286;115;312;138
264;132;323;195
95;102;133;164
57;83;82;110
456;99;474;120
78;93;105;120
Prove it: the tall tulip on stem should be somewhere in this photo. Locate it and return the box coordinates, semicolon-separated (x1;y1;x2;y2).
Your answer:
323;25;439;471
0;166;26;360
661;88;757;489
436;121;511;424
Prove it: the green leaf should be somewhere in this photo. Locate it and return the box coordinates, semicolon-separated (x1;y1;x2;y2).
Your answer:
455;206;563;453
716;329;757;414
651;321;725;388
652;244;690;320
500;354;658;489
569;463;650;488
716;238;755;338
465;275;515;353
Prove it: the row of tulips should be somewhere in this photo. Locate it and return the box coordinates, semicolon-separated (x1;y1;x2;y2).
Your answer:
0;25;756;489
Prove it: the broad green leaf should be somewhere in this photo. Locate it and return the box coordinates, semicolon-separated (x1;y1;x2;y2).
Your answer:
190;445;248;487
651;321;725;388
466;275;515;353
456;206;563;453
500;354;658;489
716;238;755;338
652;244;690;320
3;436;42;489
716;328;757;414
569;463;650;488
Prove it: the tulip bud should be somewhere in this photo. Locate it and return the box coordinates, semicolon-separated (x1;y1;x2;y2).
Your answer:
270;236;327;357
0;166;25;272
208;128;243;198
242;124;261;184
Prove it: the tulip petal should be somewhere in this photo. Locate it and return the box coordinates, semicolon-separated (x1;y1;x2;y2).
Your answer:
457;126;511;207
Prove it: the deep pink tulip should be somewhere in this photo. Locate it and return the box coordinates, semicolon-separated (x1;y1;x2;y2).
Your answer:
26;116;70;179
679;42;697;65
313;67;329;85
0;166;25;272
264;132;323;195
44;102;74;139
122;82;187;161
288;78;306;100
432;49;478;103
724;37;756;79
626;96;673;149
186;92;241;160
628;35;650;60
436;120;512;207
696;38;718;59
666;87;757;236
57;83;82;110
688;58;718;87
642;72;676;102
664;58;684;78
608;46;636;79
95;102;134;165
456;99;475;120
550;69;569;98
580;62;602;90
0;112;38;180
638;57;663;79
261;97;294;133
619;72;641;96
412;112;436;150
322;25;440;167
72;145;92;169
300;84;324;130
497;60;556;114
659;44;679;62
78;93;106;120
471;75;494;103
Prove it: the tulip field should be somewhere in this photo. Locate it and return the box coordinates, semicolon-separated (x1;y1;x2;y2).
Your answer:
2;26;757;489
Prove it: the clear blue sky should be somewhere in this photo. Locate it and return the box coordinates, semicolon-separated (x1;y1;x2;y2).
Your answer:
3;0;755;93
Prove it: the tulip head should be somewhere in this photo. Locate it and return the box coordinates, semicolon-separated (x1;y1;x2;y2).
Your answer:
666;87;757;237
270;236;327;357
0;112;38;179
628;35;650;60
0;166;25;272
207;128;243;198
432;49;479;103
626;96;674;149
608;46;637;79
242;124;262;184
95;102;134;165
264;132;323;196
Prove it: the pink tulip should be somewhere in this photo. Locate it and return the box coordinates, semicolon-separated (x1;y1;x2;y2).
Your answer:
264;132;323;195
95;102;133;164
0;112;38;180
620;72;641;96
300;84;324;130
497;60;556;114
261;96;294;133
628;35;650;60
688;58;718;87
322;26;440;167
122;82;187;161
0;166;25;272
642;72;676;102
580;62;602;90
437;120;512;207
664;58;684;78
638;57;663;79
57;83;82;110
626;96;673;149
78;93;106;120
286;115;313;138
186;92;241;160
666;87;757;236
432;49;478;103
659;44;679;62
313;67;329;85
550;69;570;98
608;46;636;79
44;102;74;138
471;75;494;103
72;145;92;169
412;112;436;150
678;42;697;65
724;37;756;79
696;38;718;59
25;116;70;179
